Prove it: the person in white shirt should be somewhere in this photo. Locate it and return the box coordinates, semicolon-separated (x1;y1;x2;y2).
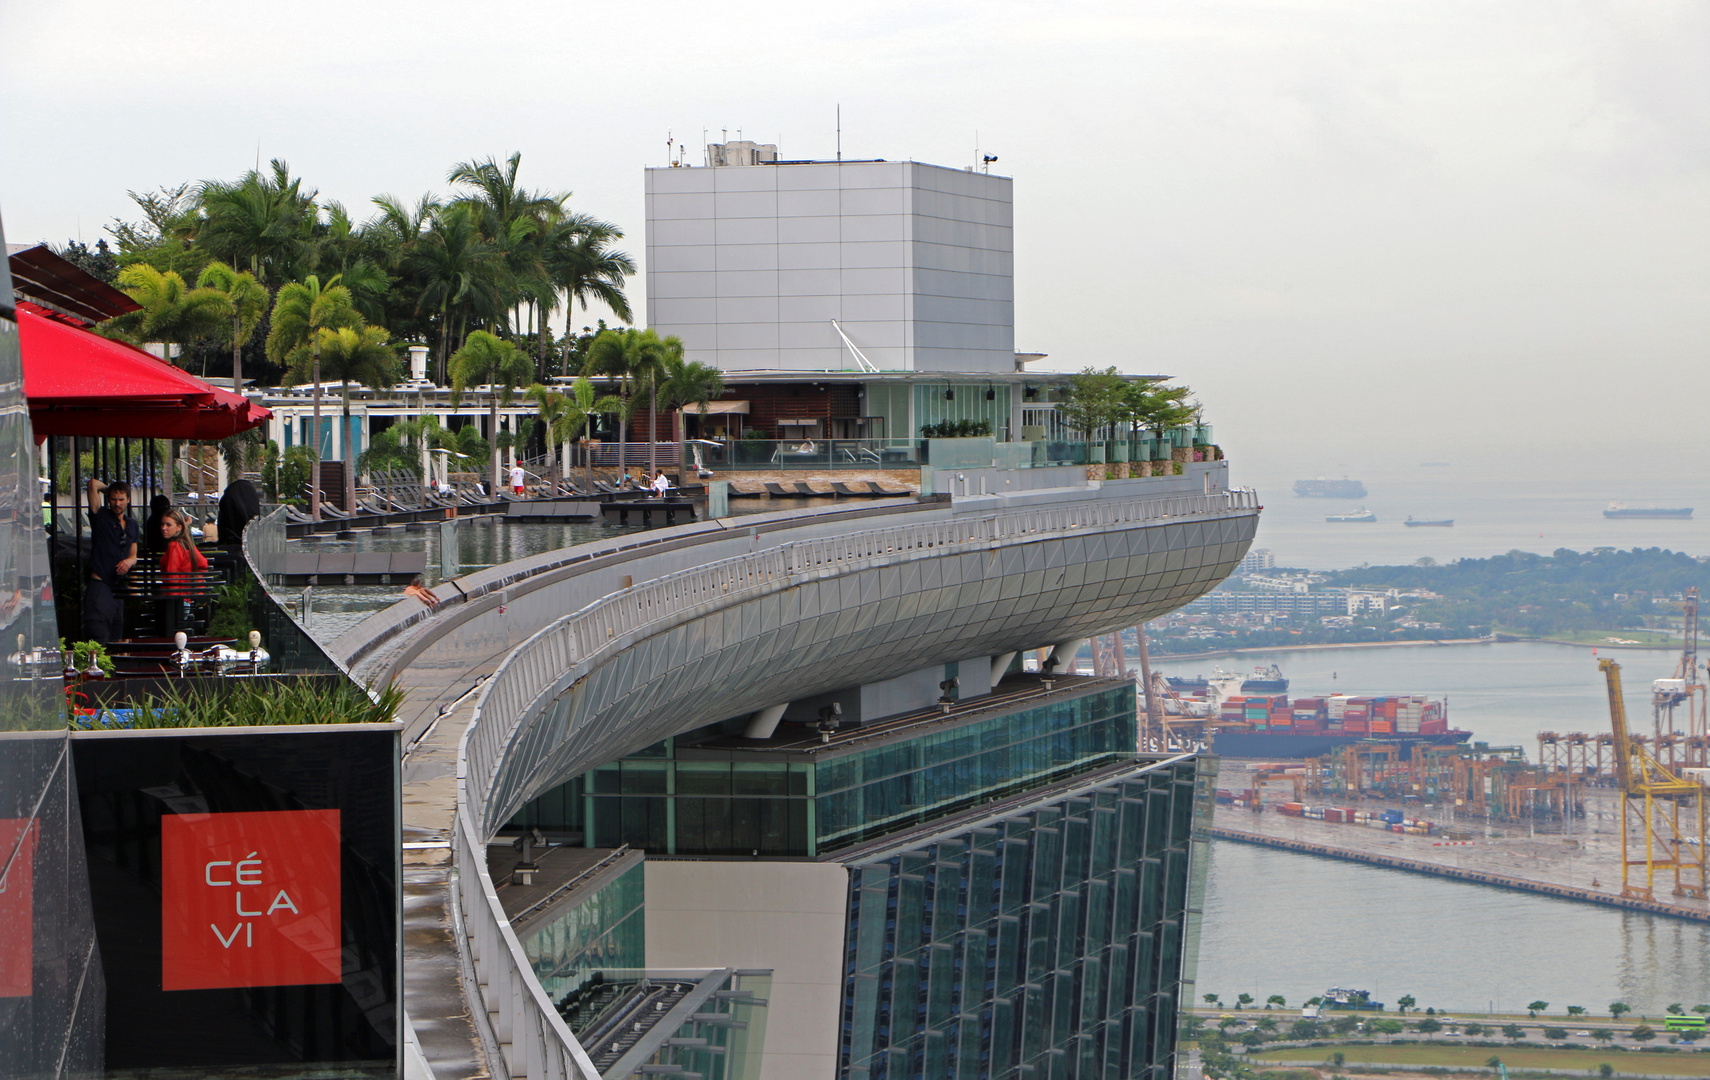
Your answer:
650;470;670;498
510;463;526;496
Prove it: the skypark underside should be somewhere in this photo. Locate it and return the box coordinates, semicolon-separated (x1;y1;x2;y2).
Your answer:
474;499;1258;832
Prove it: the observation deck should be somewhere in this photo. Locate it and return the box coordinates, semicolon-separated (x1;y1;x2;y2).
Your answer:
325;462;1258;1079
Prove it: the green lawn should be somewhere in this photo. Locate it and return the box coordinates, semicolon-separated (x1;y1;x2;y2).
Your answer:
1254;1043;1708;1076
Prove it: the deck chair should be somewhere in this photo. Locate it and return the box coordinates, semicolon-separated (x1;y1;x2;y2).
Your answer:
865;481;908;496
764;481;795;497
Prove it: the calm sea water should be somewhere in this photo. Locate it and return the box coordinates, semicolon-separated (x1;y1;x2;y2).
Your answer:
1235;465;1710;570
1165;643;1710;1015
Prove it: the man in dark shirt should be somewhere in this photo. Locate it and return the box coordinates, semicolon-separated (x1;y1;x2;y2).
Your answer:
85;478;139;643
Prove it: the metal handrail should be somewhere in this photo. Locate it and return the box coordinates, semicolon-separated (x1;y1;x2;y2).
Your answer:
448;486;1258;1080
466;488;1258;831
454;753;603;1080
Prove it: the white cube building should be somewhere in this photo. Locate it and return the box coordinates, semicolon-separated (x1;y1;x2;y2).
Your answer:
645;154;1014;374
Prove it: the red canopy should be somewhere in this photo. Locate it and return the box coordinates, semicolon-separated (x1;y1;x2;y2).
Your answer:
18;303;271;439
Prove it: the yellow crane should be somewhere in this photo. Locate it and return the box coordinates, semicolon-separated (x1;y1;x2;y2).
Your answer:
1598;658;1707;901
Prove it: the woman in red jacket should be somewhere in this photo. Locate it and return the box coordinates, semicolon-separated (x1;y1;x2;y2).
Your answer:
158;508;208;636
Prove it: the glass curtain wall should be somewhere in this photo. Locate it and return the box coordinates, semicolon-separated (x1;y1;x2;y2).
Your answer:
838;758;1202;1080
517;685;1137;859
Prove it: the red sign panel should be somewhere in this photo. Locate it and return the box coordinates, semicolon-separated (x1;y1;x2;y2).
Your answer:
0;818;37;997
160;809;342;991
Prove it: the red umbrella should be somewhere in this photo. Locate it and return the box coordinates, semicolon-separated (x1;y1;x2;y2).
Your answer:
18;303;271;439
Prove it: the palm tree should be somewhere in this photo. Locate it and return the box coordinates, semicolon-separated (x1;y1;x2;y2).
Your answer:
100;264;233;358
297;325;399;512
582;327;666;481
545;377;620;492
266;276;362;519
659;354;726;470
449;330;532;495
194;262;268;387
546;214;634;379
409;204;505;382
448;152;563;349
524;384;569;490
197;160;319;283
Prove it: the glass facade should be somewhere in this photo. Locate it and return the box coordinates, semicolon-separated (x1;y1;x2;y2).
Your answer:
515;684;1137;859
0;217;106;1080
524;858;646;1002
838;758;1204;1080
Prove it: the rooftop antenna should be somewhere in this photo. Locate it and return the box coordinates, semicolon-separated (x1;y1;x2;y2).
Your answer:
836;104;842;162
666;130;673;165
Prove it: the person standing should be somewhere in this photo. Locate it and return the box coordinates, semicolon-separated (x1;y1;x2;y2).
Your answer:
510;462;526;497
84;478;139;644
157;508;207;636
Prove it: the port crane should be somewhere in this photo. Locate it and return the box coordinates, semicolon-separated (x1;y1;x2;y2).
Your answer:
1652;587;1707;772
1598;658;1707;901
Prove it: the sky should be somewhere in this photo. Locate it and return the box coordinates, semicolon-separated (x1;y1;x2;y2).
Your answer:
2;0;1707;494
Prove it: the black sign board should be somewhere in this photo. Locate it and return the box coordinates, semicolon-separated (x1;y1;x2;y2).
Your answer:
72;724;400;1079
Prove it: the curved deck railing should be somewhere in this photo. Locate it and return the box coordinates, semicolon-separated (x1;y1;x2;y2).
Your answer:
448;492;1265;1080
449;486;1258;1080
465;487;1257;831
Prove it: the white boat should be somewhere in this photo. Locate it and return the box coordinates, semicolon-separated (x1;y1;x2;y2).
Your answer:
1326;507;1376;523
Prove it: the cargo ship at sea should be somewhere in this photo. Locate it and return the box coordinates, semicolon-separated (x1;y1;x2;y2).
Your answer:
1604;503;1692;519
1151;670;1471;759
1295;477;1366;498
1326;507;1376;523
1167;664;1288;695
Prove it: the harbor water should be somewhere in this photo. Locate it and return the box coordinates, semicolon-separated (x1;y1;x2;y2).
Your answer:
1164;643;1710;1015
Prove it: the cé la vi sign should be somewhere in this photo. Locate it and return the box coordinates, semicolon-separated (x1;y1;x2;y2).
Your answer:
160;809;342;991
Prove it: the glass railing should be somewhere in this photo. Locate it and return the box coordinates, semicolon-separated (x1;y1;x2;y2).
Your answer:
687;439;923;470
242;505;342;674
682;429;1217;472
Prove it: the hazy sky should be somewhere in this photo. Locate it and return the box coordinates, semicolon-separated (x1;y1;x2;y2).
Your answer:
3;1;1706;483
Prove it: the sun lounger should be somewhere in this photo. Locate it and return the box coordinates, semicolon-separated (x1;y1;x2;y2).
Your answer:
831;481;877;497
764;481;796;497
865;481;908;496
792;482;832;497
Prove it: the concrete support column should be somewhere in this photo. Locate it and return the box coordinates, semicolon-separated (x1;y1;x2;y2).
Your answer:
743;703;790;740
990;652;1017;687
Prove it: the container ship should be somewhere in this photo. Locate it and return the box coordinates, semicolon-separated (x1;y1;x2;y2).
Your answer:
1151;671;1471;758
1603;503;1692;519
1295;477;1366;498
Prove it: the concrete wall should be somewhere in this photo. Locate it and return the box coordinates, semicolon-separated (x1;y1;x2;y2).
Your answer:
646;161;1014;374
645;860;849;1080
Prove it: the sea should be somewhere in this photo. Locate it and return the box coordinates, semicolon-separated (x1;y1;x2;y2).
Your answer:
1161;642;1710;1016
1237;462;1710;570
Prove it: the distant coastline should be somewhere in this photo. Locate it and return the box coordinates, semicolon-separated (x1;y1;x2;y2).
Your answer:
1147;635;1676;663
1145;638;1490;663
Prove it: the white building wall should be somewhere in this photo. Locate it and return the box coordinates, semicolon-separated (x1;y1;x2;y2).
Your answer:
646;160;1013;374
645;860;849;1080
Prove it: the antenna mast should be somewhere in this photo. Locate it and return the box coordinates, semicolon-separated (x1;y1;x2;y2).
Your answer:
836;104;842;162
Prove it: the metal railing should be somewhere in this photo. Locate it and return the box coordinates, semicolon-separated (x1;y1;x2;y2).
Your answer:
448;486;1257;1080
465;487;1258;831
452;792;603;1080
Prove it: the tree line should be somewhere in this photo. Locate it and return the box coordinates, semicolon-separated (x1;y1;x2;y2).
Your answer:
71;154;631;387
57;154;726;515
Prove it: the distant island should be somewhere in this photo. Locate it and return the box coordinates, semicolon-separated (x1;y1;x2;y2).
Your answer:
1149;546;1708;654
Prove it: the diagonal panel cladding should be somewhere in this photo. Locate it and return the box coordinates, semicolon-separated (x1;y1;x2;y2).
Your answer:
471;499;1259;831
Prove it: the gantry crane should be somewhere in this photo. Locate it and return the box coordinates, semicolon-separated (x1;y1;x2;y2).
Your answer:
1599;658;1707;901
1653;587;1707;772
